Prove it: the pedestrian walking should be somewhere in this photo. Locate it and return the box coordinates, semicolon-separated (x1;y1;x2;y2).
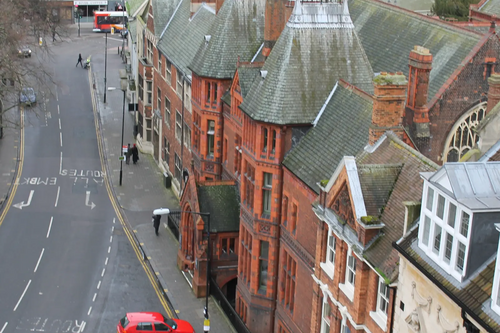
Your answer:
131;144;139;164
152;215;161;236
125;143;131;165
76;53;83;67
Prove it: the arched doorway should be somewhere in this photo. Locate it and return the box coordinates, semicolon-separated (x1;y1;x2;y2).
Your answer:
443;102;486;162
221;278;237;308
180;204;196;273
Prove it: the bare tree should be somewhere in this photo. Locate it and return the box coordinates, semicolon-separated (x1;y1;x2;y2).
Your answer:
0;0;69;129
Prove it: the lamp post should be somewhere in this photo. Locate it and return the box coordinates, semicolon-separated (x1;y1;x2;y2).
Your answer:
104;32;108;103
120;79;127;186
153;208;211;332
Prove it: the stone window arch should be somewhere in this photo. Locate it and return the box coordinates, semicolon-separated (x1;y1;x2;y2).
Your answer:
443;102;486;162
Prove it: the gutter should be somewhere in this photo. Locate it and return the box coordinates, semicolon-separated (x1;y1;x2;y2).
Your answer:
393;241;496;333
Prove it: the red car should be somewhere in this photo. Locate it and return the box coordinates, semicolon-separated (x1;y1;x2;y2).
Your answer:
117;312;195;333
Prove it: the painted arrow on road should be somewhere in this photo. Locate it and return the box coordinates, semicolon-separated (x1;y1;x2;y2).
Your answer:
85;191;96;210
13;190;34;210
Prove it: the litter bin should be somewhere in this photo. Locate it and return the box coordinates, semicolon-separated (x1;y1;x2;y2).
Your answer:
164;172;171;188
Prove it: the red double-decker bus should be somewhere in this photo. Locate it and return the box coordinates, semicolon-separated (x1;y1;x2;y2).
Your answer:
93;11;127;33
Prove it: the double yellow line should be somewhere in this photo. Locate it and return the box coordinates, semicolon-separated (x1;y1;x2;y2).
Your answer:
88;69;175;318
0;107;25;226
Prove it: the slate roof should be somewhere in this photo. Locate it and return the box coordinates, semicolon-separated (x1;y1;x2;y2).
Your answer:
237;65;262;98
358;164;402;217
480;0;500;16
282;81;373;194
240;2;374;125
356;132;438;282
198;185;240;232
397;228;500;333
151;0;181;38
349;0;482;101
128;19;137;43
157;0;216;79
189;0;265;79
126;0;147;17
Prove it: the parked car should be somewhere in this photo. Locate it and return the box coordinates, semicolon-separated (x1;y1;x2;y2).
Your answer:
18;46;31;58
117;312;195;333
20;87;36;105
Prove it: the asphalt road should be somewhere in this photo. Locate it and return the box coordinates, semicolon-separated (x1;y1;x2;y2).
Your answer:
0;29;164;333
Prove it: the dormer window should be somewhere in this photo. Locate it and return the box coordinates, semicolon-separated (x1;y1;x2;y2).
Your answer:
418;184;471;281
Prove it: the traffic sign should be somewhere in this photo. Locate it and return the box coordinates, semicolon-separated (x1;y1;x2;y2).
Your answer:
119;156;124;161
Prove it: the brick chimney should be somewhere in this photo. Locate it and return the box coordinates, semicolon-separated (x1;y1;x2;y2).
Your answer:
263;0;289;57
407;46;432;121
487;74;500;113
369;72;408;145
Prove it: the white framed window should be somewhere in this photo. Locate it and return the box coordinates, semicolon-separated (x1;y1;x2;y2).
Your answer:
184;82;192;113
147;38;153;63
157;88;161;111
176;70;182;96
320;299;331;333
341;321;351;333
370;277;390;330
146;81;152;105
158;55;162;74
207;120;215;157
166;60;172;85
339;247;356;301
320;227;336;280
174;153;181;182
175;110;182;143
164;97;171;127
418;183;471;281
262;172;272;216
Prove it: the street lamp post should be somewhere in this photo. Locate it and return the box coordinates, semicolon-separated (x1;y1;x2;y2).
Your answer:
153;208;211;332
120;79;127;186
104;32;108;103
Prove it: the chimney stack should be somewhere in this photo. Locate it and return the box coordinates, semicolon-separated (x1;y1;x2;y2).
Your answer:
263;0;289;57
487;74;500;113
369;72;408;145
407;46;432;123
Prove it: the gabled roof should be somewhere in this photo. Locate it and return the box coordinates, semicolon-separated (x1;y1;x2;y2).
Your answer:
396;228;499;333
198;184;240;232
421;162;500;210
356;132;438;281
237;64;262;98
240;1;374;125
283;81;373;193
157;0;216;79
349;0;482;100
151;0;181;38
189;0;265;79
129;20;138;43
127;0;148;18
480;0;500;16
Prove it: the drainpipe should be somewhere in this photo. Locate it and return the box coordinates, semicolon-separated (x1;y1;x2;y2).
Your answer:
180;74;185;192
389;286;396;333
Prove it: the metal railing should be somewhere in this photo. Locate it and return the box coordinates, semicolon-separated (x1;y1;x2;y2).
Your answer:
210;278;251;333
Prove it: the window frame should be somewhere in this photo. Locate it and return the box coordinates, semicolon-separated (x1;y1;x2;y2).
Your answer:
339;247;356;302
164;97;171;127
320;299;331;333
207;120;215;157
175;110;182;143
166;60;172;85
262;172;272;216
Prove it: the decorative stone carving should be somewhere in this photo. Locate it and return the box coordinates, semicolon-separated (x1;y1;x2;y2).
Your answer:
405;310;421;332
331;183;355;228
411;281;432;314
436;305;459;333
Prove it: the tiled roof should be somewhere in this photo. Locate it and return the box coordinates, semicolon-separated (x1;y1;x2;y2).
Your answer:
198;184;240;232
241;2;374;125
152;0;181;38
480;0;500;16
358;164;402;217
157;0;216;79
397;228;500;333
350;0;482;101
282;81;373;193
356;132;438;282
189;0;265;79
128;19;137;43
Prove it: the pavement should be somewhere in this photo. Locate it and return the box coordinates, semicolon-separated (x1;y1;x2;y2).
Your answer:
0;23;236;333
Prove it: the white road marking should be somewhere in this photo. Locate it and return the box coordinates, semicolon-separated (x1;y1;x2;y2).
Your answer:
87;307;92;316
57;104;60;114
58;118;61;130
111;226;114;232
47;217;53;238
113;218;116;224
92;293;97;302
13;280;31;311
85;191;96;210
59;152;63;175
1;322;7;333
55;186;60;207
34;248;44;272
101;268;105;277
13;190;34;210
108;246;111;253
97;280;101;289
105;257;108;266
60;133;62;147
109;236;112;243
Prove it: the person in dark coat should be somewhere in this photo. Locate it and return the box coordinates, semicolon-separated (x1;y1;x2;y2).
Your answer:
131;144;139;164
76;53;83;67
153;215;161;235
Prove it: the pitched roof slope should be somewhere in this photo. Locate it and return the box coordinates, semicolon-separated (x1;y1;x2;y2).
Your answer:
127;0;148;17
241;1;374;125
282;81;373;193
198;184;240;232
480;0;500;16
356;132;438;282
152;0;181;38
189;0;265;79
238;65;262;98
157;0;216;79
349;0;482;100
